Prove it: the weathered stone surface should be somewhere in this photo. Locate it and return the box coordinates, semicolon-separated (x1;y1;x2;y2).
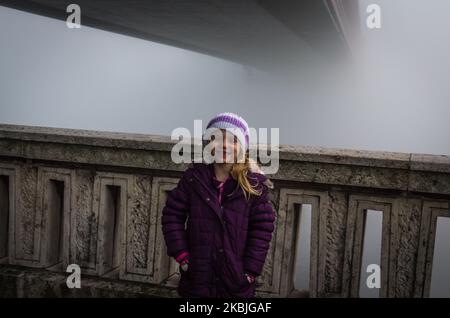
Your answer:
275;160;410;191
410;153;450;173
279;144;411;169
0;265;178;298
72;169;96;270
16;165;38;263
128;175;153;272
323;191;347;295
394;198;421;297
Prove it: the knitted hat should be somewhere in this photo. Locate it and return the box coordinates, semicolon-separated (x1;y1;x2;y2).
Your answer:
204;112;250;152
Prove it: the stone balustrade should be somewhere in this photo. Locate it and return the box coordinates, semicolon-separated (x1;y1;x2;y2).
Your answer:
0;123;449;297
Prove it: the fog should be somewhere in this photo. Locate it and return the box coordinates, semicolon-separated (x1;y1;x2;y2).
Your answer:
0;1;449;156
0;1;449;298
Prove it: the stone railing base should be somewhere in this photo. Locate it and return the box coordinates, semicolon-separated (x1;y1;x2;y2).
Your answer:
0;265;179;298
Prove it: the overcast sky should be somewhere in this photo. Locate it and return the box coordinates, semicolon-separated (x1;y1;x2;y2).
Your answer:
0;1;449;155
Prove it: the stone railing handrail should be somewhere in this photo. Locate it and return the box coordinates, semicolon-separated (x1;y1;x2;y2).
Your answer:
1;123;449;172
1;123;449;194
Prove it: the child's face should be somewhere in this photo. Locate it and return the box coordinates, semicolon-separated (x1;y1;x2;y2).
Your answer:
210;129;242;164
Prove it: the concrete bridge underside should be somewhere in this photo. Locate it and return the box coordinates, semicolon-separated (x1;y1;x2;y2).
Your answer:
0;0;359;70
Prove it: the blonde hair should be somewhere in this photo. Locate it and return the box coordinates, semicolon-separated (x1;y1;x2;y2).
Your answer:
230;153;263;200
202;136;272;200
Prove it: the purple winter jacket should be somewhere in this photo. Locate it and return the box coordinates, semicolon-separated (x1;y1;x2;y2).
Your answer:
161;162;276;298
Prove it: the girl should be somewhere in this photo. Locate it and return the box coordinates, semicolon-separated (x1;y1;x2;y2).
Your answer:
162;112;276;298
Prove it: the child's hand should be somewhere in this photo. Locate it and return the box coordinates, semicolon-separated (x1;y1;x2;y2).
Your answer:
244;273;256;284
180;259;189;272
175;251;190;272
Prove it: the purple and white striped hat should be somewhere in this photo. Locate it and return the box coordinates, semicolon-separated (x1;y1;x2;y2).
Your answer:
204;112;250;152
